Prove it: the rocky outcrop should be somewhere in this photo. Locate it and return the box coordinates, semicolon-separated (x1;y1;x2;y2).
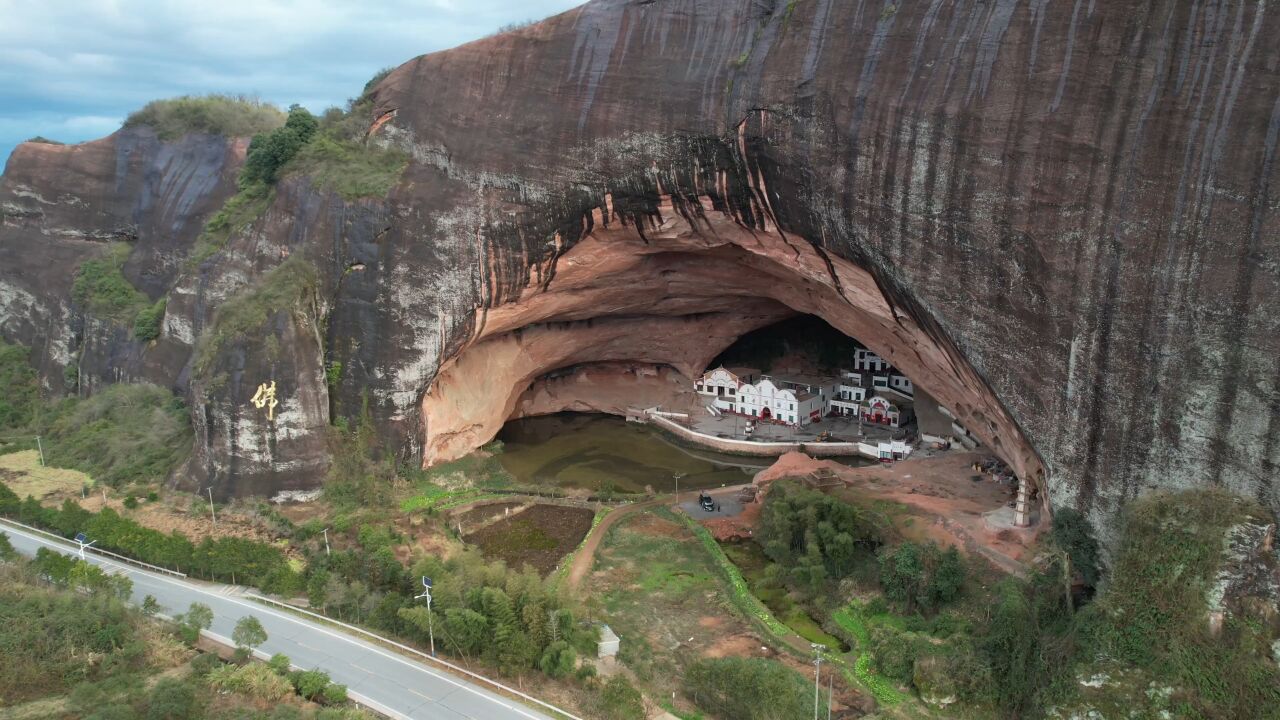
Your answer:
1;0;1278;531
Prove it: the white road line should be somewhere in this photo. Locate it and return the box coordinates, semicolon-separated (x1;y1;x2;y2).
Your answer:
1;523;548;720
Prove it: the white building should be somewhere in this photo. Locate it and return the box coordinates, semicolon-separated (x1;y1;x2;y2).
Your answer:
853;348;889;373
831;372;867;417
863;395;915;428
888;372;914;396
696;366;759;412
738;377;826;425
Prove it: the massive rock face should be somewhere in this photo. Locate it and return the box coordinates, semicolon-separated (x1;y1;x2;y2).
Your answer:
1;0;1278;536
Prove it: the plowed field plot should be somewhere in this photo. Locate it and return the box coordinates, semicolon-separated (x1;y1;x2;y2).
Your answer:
463;504;593;574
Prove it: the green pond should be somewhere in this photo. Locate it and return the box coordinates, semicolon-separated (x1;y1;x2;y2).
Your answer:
720;539;850;654
496;413;764;494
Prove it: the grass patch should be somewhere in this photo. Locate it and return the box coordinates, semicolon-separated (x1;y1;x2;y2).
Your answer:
190;182;274;265
850;653;908;706
192;256;317;381
124;95;285;140
0;450;92;498
72;243;151;324
410;449;515;490
675;512;792;638
285;134;408;200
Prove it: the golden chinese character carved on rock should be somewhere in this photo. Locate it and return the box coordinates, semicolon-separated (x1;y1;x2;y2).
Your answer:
251;381;279;422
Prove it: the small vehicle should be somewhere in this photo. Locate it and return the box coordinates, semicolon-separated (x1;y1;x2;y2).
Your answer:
698;492;716;512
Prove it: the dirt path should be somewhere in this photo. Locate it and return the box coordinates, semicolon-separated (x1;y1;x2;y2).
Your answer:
565;498;660;592
565;484;758;593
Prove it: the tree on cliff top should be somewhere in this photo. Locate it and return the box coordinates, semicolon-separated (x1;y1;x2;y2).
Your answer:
124;95;285;140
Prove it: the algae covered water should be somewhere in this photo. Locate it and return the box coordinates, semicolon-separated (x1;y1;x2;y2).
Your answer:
496;413;762;494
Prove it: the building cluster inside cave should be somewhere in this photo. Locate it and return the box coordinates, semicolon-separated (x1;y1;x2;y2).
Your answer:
419;198;1046;525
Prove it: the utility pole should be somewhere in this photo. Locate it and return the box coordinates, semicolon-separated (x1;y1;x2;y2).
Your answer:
322;528;331;556
415;577;436;658
35;436;45;466
205;487;217;526
811;644;824;720
827;666;833;720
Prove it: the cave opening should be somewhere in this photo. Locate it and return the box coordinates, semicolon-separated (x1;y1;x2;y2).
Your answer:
418;195;1047;519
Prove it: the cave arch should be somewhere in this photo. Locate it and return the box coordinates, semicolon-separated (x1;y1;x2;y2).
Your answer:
419;194;1048;508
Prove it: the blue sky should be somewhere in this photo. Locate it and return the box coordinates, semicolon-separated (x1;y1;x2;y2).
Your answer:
0;0;583;167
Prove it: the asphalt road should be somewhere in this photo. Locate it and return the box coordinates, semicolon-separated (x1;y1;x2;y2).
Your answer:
1;522;559;720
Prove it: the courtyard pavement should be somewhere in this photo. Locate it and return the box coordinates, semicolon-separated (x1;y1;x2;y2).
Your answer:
677;491;746;519
689;413;907;444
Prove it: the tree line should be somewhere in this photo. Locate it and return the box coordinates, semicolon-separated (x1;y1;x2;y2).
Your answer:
0;481;301;593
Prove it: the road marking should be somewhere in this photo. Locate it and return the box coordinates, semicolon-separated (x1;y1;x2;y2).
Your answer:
409;688;434;701
0;523;552;720
351;663;373;674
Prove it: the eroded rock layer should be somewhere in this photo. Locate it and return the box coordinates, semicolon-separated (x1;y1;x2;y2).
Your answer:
0;0;1277;534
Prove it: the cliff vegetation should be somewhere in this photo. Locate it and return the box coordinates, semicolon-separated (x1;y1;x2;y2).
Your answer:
123;94;285;140
192;255;318;383
71;243;149;322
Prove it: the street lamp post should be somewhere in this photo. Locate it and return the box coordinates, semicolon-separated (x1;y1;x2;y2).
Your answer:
322;528;331;556
35;436;45;467
811;643;824;720
415;576;436;657
74;532;96;560
204;487;217;526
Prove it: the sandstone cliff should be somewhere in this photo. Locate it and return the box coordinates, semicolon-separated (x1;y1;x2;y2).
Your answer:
1;0;1277;537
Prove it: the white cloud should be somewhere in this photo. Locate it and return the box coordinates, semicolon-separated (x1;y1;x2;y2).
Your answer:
0;0;582;165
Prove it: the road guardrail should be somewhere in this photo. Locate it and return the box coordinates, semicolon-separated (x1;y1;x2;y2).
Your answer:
0;517;187;578
246;593;583;720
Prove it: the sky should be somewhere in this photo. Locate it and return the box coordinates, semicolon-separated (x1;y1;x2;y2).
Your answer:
0;0;584;166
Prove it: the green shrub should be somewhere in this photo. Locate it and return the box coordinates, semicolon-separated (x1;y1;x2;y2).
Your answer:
321;682;348;705
268;653;292;675
0;339;39;429
538;640;576;678
145;677;195;720
877;541;966;615
133;299;166;342
868;625;927;683
241;106;319;185
189;652;221;677
291;668;331;700
597;675;645;720
123;495;139;509
684;657;812;720
26;136;65;144
72;243;151;324
208;662;294;701
284;133;408;200
124;95;285;140
0;531;15;561
38;383;191;487
190;181;274;264
192;256;317;380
